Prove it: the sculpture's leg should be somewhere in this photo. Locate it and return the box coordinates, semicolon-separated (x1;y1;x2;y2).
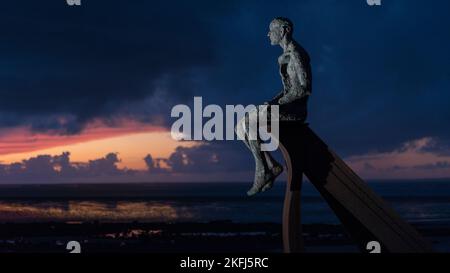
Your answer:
235;116;267;173
263;151;282;170
247;139;274;195
236;120;282;178
260;152;283;192
236;114;283;195
235;116;252;150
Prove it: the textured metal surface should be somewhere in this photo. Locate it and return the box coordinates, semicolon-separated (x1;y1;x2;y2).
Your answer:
237;18;311;195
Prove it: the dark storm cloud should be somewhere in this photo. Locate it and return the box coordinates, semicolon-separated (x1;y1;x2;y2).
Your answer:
0;141;254;183
306;0;450;156
144;141;254;173
202;0;450;157
143;154;168;174
1;0;450;159
0;0;235;133
0;152;132;182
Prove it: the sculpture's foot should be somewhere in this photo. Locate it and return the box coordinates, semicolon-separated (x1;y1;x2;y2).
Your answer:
247;164;284;196
261;164;283;192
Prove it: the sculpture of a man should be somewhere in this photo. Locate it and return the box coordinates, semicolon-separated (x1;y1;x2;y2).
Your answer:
236;17;312;196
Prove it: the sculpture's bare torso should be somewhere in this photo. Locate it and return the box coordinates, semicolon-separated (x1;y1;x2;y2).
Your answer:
272;41;312;120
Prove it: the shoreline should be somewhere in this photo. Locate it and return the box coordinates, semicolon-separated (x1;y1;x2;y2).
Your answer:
0;220;447;253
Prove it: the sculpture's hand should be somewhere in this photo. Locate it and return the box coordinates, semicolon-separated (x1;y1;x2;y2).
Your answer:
278;96;293;104
267;90;284;105
278;91;308;105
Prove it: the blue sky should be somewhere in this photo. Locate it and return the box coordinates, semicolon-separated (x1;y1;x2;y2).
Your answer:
0;0;450;182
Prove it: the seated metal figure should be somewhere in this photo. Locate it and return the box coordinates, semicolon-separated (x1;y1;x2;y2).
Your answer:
236;17;312;196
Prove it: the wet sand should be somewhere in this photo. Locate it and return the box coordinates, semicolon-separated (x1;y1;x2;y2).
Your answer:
0;221;446;253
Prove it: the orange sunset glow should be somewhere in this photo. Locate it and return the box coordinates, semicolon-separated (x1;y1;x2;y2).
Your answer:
0;119;196;170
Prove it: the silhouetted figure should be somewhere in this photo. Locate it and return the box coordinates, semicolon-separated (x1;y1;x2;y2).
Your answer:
236;17;312;196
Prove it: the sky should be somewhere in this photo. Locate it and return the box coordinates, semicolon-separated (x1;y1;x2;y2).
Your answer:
0;0;450;183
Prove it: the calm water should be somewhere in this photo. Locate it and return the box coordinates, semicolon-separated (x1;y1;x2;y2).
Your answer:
1;181;450;225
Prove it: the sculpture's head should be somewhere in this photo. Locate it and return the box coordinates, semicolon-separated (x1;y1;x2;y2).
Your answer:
268;17;294;46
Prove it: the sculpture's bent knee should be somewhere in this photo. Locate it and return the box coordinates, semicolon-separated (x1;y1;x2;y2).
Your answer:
235;118;246;141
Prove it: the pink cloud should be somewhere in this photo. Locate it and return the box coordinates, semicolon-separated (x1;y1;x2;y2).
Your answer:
0;118;166;156
346;137;450;179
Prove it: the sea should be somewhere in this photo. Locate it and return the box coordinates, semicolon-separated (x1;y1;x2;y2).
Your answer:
0;180;450;252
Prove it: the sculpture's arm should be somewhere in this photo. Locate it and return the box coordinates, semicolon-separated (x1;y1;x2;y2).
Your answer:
293;54;309;94
278;91;298;104
278;53;310;105
266;90;284;105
